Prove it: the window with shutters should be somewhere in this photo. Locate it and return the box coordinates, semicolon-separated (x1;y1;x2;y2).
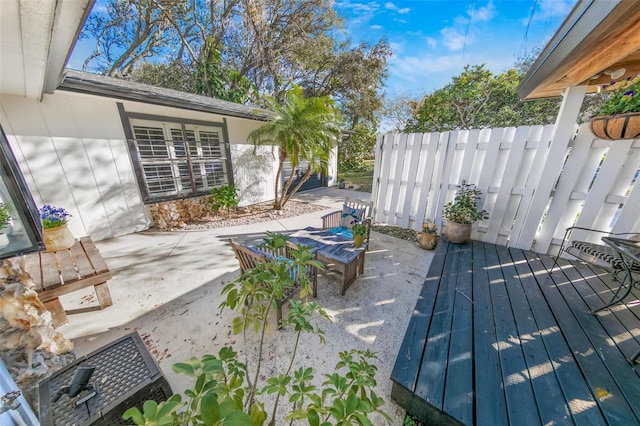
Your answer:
127;119;231;202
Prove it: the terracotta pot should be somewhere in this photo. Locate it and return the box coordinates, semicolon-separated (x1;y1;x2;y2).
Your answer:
353;235;365;247
444;222;472;244
589;112;640;140
43;224;75;252
418;232;438;250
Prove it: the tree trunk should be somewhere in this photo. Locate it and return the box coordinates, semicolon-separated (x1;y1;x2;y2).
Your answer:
282;166;313;207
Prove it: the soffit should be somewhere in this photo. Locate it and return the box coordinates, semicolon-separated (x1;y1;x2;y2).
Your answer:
518;0;640;100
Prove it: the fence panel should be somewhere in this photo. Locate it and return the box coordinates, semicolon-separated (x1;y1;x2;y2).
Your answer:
372;123;640;255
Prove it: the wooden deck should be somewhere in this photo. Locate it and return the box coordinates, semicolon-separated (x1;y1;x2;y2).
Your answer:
391;239;640;425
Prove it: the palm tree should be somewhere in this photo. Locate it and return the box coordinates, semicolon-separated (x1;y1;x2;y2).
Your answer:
248;85;342;210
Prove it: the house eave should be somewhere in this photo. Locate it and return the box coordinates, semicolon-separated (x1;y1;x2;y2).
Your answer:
517;0;640;100
58;69;272;122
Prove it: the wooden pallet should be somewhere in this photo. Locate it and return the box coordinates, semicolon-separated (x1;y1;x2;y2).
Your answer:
21;236;112;326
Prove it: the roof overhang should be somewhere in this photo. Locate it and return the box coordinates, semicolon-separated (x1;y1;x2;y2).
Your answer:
517;0;640;100
0;0;93;100
59;70;273;122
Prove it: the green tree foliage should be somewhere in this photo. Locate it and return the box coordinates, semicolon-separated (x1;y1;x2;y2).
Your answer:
338;123;376;172
405;64;561;133
79;0;389;135
80;0;387;177
247;86;342;210
128;61;195;93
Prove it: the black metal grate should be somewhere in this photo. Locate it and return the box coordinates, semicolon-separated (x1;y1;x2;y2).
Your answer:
38;332;172;426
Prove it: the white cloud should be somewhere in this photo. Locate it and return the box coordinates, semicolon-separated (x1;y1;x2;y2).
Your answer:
538;0;575;19
469;1;496;22
382;2;410;14
389;54;463;87
389;41;404;54
371;24;383;30
427;37;437;49
441;27;471;51
394;18;407;24
335;1;382;25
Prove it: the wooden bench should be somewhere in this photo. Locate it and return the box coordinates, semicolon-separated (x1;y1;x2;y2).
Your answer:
21;236;113;326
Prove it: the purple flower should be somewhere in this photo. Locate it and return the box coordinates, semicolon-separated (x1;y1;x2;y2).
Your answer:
39;204;72;229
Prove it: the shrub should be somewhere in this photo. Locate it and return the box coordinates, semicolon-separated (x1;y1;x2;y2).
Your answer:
210;185;239;218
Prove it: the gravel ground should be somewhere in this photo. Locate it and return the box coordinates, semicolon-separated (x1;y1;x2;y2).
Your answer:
172;199;421;245
174;200;330;231
372;224;419;242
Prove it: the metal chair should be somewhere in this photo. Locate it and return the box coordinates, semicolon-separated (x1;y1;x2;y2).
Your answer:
552;227;640;311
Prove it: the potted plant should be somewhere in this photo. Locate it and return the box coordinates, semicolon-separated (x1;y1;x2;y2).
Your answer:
418;219;438;250
39;204;75;252
351;222;367;247
442;181;488;244
590;72;640;140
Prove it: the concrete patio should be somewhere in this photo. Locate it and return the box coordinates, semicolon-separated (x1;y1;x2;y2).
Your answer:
54;188;434;424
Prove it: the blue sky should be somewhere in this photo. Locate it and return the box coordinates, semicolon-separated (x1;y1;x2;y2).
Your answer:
334;0;577;96
68;0;577;97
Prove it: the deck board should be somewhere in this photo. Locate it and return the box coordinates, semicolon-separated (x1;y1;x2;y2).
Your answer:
489;244;540;425
443;244;473;424
510;249;605;426
497;246;570;425
471;241;508;425
391;239;640;426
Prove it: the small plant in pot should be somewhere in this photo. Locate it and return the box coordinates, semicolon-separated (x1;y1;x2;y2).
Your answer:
39;204;75;252
418;218;438;250
351;222;367;247
442;181;488;244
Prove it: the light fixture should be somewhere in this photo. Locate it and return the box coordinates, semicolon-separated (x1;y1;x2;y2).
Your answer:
604;68;626;80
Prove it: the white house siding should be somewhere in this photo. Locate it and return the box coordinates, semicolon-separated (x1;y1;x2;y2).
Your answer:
0;90;270;241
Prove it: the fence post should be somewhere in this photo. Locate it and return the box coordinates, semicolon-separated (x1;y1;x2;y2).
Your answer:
514;85;586;251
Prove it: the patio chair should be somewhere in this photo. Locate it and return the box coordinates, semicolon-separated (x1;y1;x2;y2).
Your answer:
321;197;374;247
229;239;318;328
552;226;640;312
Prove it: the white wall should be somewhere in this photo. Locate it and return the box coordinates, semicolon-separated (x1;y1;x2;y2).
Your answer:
0;90;271;240
231;144;277;206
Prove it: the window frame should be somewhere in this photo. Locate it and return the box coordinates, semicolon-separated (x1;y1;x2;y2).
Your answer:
118;104;234;203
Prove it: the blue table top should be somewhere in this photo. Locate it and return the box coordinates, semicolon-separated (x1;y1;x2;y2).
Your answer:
289;227;366;263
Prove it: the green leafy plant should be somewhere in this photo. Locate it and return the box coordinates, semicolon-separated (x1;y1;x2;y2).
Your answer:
210;185;239;218
39;204;72;229
442;181;488;225
0;203;11;229
124;233;391;425
594;72;640;115
351;222;368;238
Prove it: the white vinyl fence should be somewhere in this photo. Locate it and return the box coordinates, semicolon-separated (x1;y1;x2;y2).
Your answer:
372;123;640;255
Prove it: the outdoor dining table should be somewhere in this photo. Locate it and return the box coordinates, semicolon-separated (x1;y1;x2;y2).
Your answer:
289;227;366;295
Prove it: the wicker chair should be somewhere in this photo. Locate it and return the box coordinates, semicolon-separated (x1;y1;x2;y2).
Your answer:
229;239;318;328
321;197;374;247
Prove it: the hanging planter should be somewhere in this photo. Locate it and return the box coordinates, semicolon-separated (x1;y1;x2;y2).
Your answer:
589;112;640;140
